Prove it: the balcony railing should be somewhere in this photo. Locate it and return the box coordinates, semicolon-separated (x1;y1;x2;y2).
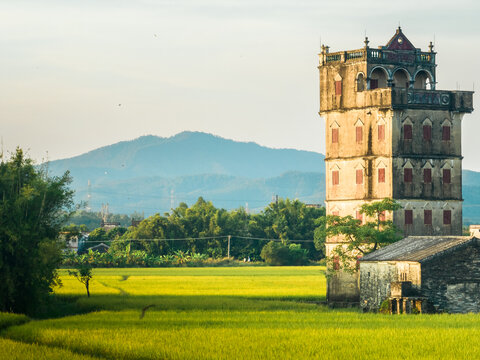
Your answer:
321;48;435;65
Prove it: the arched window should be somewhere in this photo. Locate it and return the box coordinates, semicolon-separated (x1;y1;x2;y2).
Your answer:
370;67;388;89
393;68;410;89
414;70;433;90
356;73;365;92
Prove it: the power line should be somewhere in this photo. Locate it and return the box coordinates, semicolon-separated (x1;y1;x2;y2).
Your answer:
78;235;315;243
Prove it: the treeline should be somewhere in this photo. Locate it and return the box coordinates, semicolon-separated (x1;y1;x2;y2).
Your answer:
70;197;326;263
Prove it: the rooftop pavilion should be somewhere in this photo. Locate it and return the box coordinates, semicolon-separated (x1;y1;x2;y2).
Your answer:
318;27;473;113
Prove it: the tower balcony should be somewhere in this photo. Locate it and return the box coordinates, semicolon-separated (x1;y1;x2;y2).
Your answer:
320;88;473;113
391;89;473;113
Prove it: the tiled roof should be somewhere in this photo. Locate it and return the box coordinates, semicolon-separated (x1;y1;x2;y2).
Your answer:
360;236;476;263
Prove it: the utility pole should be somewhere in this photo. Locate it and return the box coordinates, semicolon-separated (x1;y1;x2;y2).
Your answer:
227;235;231;259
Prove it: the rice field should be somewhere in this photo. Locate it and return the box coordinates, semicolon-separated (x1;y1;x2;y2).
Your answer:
3;266;480;359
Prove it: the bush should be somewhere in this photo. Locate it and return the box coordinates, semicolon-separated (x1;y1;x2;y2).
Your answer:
260;241;309;266
379;299;390;314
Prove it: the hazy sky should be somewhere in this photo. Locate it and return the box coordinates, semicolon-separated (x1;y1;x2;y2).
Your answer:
2;0;480;169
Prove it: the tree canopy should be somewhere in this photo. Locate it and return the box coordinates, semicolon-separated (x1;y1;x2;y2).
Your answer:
104;197;326;261
316;198;403;273
0;148;74;314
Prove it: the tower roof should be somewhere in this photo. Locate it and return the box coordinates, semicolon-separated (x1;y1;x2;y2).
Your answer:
385;27;416;51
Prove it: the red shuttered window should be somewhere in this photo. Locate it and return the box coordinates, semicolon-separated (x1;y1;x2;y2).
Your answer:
404;124;412;140
378;124;385;141
356;169;363;185
423;168;432;183
379;211;386;222
405;210;413;225
378;168;385;183
443;210;451;225
404;168;413;183
335;81;342;96
332;128;338;143
332;170;339;186
442;126;451;141
356;126;363;143
356;211;363;223
443;169;451;184
423;125;432;141
424;210;432;225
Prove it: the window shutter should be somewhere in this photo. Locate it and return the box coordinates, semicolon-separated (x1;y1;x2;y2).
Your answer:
332;170;339;185
379;211;386;222
356;126;363;143
356;169;363;185
442;126;451;141
378;168;385;183
443;210;451;225
423;168;432;183
404;124;412;140
424;210;432;225
335;81;342;96
356;211;363;223
370;79;378;89
378;124;385;141
443;169;451;184
423;125;432;141
333;256;340;270
405;210;413;225
404;168;413;183
332;128;339;143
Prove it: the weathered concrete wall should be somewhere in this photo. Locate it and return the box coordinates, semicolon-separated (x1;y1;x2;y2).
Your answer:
327;270;360;304
392;109;462;157
360;261;421;311
325;109;393;160
392;158;462;200
393;199;463;236
422;240;480;313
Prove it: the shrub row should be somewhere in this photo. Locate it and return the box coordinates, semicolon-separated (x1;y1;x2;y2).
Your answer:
62;250;263;268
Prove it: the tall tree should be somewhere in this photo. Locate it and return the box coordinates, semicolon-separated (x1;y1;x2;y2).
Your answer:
0;148;74;314
315;198;402;273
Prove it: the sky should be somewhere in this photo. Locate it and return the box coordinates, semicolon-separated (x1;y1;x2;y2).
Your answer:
2;0;480;170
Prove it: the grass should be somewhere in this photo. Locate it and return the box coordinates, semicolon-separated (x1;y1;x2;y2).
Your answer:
3;266;480;359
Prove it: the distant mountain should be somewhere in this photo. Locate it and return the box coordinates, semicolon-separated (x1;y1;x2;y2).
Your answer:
47;132;325;215
48;132;325;189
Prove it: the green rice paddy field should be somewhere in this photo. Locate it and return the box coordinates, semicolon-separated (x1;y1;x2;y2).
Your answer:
2;266;480;359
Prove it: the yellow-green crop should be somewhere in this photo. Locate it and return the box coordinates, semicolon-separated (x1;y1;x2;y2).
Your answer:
3;267;480;359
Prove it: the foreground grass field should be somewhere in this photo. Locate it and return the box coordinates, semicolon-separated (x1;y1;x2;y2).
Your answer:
3;266;480;359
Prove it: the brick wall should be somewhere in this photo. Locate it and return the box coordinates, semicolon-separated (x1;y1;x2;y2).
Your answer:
422;240;480;313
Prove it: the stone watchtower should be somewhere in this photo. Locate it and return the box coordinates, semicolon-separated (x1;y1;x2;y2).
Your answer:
318;28;474;303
